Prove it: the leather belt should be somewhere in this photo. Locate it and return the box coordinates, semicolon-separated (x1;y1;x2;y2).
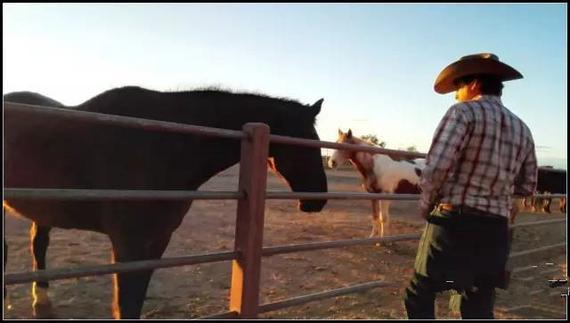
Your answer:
438;203;504;219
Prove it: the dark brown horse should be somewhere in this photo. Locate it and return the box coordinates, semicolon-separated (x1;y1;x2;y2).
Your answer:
4;86;328;318
3;91;66;317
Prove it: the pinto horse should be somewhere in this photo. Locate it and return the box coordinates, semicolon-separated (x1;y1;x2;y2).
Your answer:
4;86;328;319
328;129;424;237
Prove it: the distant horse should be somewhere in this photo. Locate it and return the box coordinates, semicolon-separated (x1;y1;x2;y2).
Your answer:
522;167;567;214
328;129;424;237
4;86;329;319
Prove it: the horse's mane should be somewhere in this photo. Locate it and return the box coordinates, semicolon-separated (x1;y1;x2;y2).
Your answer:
173;85;305;107
66;86;320;133
350;135;379;148
82;86;307;109
346;133;417;163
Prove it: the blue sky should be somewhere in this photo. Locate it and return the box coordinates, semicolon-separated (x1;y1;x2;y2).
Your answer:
3;3;567;168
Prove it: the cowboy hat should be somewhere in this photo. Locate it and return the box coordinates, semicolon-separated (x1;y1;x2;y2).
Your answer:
434;53;523;94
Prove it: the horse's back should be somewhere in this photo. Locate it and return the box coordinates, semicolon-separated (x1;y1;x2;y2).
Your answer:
4;91;64;108
372;154;423;193
373;154;423;176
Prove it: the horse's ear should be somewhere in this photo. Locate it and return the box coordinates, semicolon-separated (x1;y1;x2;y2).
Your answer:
347;129;352;138
309;98;324;117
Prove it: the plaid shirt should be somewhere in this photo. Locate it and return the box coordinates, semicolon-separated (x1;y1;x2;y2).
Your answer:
419;95;538;218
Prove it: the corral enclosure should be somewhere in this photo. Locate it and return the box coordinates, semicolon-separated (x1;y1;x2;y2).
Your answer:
4;165;567;319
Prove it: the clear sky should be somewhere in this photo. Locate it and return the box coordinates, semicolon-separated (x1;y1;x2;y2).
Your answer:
3;3;567;169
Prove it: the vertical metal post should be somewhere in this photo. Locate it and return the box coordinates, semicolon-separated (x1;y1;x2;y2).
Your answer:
229;123;270;318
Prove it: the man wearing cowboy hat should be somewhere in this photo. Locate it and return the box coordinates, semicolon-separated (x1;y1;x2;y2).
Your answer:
404;53;538;319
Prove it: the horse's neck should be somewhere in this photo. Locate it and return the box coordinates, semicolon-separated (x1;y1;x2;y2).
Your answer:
349;150;378;192
186;142;242;189
73;88;296;189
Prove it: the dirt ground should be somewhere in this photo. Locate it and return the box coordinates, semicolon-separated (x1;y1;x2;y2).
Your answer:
3;166;568;319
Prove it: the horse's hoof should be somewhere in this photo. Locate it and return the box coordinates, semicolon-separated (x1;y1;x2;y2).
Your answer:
4;293;12;311
32;285;54;318
375;239;388;247
33;302;55;319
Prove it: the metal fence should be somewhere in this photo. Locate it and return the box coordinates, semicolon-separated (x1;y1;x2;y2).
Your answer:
3;102;567;319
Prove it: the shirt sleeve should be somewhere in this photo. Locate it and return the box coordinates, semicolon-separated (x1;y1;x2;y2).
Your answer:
419;105;470;210
514;139;538;196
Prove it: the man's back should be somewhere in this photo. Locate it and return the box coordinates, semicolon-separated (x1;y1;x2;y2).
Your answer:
436;94;537;217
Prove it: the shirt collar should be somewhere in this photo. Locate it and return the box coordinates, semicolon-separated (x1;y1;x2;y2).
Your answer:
473;94;503;105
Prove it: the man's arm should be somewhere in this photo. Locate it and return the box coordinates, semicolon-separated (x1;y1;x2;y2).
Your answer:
419;105;470;217
514;140;538;196
510;136;537;225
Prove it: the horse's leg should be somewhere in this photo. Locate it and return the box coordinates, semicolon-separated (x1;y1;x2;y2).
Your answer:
510;200;519;225
522;197;528;210
529;196;537;212
30;222;53;318
535;195;545;213
523;196;532;210
381;200;391;237
370;199;380;238
543;192;552;214
560;197;566;213
4;206;8;299
4;238;8;300
110;232;172;319
378;200;386;238
526;196;533;212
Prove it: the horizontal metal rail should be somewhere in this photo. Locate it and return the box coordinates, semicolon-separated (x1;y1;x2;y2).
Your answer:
270;133;427;159
3;233;421;285
200;311;239;319
266;192;421;200
519;194;567;199
3;188;243;201
4;189;564;201
10;231;563;286
262;233;422;257
512;265;542;275
4;251;237;285
509;243;566;259
512;264;565;275
257;280;396;314
5;102;247;140
5;102;425;159
511;219;566;229
266;192;563;200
